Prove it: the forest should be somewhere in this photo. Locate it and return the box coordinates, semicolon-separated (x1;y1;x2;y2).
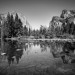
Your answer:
0;9;75;39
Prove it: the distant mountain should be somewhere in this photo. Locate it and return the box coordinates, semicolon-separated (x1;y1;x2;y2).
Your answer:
50;16;63;29
0;12;31;29
60;9;75;19
11;12;31;29
49;10;75;29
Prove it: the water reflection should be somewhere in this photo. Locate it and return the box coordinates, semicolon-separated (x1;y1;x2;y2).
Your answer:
40;41;47;52
0;40;75;75
51;41;75;64
1;40;75;65
62;42;75;64
1;40;23;65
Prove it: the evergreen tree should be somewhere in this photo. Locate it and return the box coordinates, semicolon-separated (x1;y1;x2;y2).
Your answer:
14;13;23;37
23;26;28;36
10;14;14;37
17;19;23;36
4;12;11;38
70;22;74;34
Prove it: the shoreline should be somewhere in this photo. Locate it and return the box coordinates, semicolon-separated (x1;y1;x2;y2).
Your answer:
4;37;75;42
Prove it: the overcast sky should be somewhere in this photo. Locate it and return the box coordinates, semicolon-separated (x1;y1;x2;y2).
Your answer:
0;0;75;29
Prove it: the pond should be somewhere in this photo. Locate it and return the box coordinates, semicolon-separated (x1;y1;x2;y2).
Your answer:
0;40;75;75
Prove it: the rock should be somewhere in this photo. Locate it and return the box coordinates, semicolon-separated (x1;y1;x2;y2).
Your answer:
16;49;22;51
1;52;6;55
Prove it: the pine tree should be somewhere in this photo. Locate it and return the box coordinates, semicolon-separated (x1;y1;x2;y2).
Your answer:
4;12;11;38
14;13;23;37
10;14;14;37
23;26;28;36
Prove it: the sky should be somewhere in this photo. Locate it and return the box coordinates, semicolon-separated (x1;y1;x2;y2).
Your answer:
0;0;75;29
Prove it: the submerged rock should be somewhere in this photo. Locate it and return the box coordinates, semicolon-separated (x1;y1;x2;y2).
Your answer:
1;52;6;55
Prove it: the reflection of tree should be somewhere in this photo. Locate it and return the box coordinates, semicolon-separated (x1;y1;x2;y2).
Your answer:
22;42;31;55
62;42;75;64
15;50;23;64
29;43;32;48
51;41;75;64
39;41;48;52
50;42;63;57
33;41;40;46
3;40;23;65
24;43;28;51
5;41;16;65
63;42;75;53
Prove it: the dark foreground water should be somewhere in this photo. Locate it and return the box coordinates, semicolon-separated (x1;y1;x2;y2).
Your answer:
0;40;75;75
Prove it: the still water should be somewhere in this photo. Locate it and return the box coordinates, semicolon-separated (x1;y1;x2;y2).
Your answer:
0;40;75;75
